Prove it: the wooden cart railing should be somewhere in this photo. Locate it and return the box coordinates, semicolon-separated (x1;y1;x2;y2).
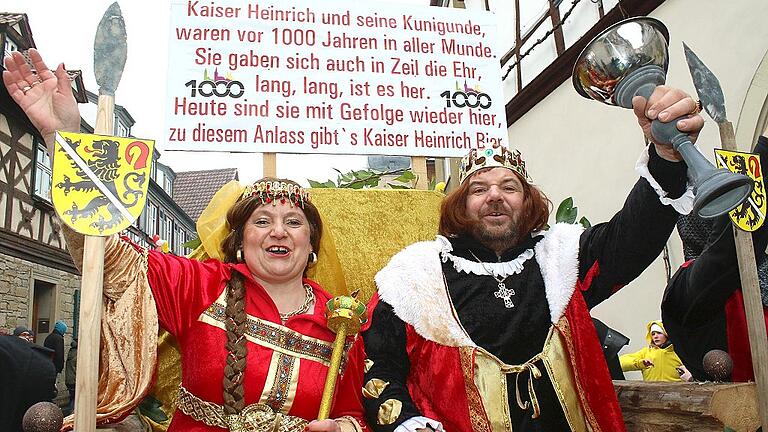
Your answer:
615;380;760;432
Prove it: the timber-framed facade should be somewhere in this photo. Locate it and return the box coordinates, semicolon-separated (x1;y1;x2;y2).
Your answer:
0;13;87;349
0;13;197;348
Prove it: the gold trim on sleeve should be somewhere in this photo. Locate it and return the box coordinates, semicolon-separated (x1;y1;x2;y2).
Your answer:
336;415;364;432
459;347;493;432
377;399;403;425
362;378;389;399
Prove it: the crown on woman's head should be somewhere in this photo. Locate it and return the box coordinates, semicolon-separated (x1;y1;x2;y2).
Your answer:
241;180;310;208
459;144;531;185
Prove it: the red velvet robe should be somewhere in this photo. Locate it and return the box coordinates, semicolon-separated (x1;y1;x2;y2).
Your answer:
725;290;768;382
146;250;369;431
371;224;626;432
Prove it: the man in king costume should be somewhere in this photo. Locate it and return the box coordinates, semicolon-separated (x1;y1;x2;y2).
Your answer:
362;88;703;432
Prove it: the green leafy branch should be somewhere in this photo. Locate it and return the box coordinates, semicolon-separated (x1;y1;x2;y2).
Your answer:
308;168;418;189
554;197;591;228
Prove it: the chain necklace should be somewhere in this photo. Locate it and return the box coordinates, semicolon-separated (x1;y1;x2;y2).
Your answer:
279;284;315;323
469;251;517;308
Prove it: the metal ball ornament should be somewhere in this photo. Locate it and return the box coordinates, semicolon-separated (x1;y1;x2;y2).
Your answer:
22;401;63;432
702;349;733;381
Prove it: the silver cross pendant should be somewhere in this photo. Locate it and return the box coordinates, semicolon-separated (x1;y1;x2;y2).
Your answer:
494;281;516;308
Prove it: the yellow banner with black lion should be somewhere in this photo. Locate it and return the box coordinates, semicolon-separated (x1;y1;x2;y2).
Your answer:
715;148;766;232
52;131;155;236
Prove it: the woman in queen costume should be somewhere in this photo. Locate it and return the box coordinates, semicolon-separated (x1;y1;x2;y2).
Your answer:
3;49;369;432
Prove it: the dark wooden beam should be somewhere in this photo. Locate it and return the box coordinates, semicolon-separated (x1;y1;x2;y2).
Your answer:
514;0;522;92
0;228;78;274
505;0;666;126
500;10;550;66
548;0;566;54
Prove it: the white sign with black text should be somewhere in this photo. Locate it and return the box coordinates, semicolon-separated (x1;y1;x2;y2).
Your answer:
165;0;508;156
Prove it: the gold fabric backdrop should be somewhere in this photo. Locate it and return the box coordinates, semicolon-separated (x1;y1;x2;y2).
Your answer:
308;189;443;301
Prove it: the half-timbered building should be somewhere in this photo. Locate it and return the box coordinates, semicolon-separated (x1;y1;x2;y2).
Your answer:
0;15;197;349
0;13;87;346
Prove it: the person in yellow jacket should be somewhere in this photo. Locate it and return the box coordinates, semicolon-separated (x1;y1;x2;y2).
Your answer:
620;321;691;381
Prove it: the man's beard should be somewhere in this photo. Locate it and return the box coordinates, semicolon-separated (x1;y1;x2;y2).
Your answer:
470;217;520;254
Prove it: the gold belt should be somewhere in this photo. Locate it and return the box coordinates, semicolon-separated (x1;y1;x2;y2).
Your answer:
501;354;543;419
177;385;308;432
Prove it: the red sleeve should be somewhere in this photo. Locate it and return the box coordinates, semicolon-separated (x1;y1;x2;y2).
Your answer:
146;251;230;337
330;335;370;431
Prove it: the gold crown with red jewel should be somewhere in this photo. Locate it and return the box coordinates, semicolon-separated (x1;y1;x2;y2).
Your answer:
459;144;531;184
241;180;310;208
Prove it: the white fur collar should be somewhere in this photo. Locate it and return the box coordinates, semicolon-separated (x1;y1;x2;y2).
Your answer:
535;223;584;323
375;223;584;346
376;240;476;347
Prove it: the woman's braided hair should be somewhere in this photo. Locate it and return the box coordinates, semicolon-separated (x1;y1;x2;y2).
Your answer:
218;178;323;414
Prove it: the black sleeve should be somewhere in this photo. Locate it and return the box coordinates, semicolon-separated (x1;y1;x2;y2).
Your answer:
580;144;688;308
362;301;423;431
663;137;768;327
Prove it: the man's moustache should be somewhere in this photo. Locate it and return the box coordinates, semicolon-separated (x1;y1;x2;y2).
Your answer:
484;204;509;215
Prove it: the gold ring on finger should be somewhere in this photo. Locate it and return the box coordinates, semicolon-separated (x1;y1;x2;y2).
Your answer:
690;99;702;115
21;85;32;94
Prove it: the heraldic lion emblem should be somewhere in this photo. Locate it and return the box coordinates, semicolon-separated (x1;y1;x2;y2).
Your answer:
53;133;153;235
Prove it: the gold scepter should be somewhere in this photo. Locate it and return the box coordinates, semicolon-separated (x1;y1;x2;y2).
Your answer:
318;292;368;420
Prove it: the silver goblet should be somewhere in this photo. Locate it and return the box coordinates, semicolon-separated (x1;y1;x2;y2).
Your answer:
573;17;751;218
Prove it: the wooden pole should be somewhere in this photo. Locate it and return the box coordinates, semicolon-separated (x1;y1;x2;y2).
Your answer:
411;156;428;189
718;120;768;430
73;236;105;432
73;93;114;432
263;152;277;178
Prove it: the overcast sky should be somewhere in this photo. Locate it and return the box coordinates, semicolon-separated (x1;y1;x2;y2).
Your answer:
3;0;459;184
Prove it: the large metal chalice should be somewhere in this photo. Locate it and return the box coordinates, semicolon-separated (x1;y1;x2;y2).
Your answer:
573;17;752;218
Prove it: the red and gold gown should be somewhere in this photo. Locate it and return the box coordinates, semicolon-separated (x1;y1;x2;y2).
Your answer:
62;231;369;432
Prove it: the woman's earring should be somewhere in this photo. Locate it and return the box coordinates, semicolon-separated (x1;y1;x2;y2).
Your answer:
236;248;244;263
307;251;318;267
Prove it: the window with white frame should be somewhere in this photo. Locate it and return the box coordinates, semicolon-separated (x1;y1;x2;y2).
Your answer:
174;225;185;255
158;211;166;239
151;159;158;182
165;218;174;247
33;140;52;201
156;170;165;191
164;176;173;195
115;119;129;137
3;36;18;58
147;203;158;235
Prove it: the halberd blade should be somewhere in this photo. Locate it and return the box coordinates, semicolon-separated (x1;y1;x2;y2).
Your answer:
94;2;127;96
684;42;726;123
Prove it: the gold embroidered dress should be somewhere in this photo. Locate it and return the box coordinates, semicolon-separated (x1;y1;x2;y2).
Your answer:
62;230;368;432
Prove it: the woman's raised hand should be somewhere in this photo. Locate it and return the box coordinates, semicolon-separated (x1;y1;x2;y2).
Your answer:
2;48;81;149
